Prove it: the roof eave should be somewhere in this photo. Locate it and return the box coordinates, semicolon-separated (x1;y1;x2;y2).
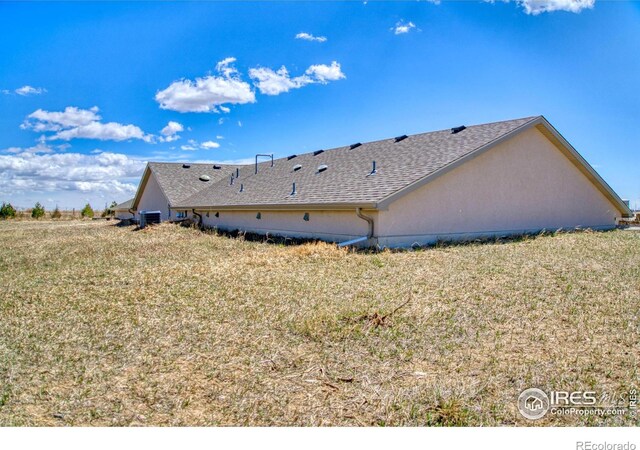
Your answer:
171;202;378;212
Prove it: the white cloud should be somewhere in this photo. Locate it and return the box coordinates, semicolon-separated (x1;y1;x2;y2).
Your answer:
305;61;346;83
22;106;152;142
392;20;417;35
295;32;327;43
508;0;595;14
22;106;100;132
201;141;220;149
15;85;47;96
0;148;145;205
249;61;345;95
2;85;47;96
180;139;221;151
155;57;256;113
159;121;184;142
51;122;152;142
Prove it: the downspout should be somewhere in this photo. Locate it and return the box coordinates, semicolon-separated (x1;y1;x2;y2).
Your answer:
356;207;374;239
192;209;203;229
128;208;136;219
338;207;375;247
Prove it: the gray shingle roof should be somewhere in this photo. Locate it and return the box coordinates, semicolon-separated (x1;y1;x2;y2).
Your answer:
113;198;133;211
148;162;243;205
174;116;539;209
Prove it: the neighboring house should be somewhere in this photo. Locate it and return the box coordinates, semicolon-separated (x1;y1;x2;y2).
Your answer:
113;198;135;220
130;116;632;247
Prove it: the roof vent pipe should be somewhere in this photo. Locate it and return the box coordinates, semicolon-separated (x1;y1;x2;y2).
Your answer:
239;183;244;192
291;182;296;196
255;153;274;174
236;167;240;178
230;174;234;185
369;161;377;176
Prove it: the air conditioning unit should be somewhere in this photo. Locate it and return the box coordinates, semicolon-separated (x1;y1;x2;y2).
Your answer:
139;210;161;228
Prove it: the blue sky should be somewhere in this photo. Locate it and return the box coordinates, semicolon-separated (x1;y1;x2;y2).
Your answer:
1;0;639;210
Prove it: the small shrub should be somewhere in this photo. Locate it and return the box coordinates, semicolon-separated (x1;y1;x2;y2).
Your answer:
31;202;45;219
80;203;94;218
51;206;62;219
0;202;16;219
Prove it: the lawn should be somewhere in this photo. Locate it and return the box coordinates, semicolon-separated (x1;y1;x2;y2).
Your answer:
0;220;638;426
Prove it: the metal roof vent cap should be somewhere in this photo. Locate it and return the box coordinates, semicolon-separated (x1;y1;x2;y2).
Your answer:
394;135;408;143
199;175;211;182
349;142;362;150
368;161;377;176
313;150;324;156
213;164;221;169
293;164;302;172
317;164;328;173
182;163;191;168
451;125;466;134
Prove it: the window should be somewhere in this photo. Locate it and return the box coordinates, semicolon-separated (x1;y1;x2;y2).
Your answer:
176;211;187;219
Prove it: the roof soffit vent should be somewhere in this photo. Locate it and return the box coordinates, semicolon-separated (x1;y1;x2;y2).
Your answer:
199;175;211;182
394;135;408;143
451;125;466;134
293;164;302;171
349;143;362;150
317;164;328;173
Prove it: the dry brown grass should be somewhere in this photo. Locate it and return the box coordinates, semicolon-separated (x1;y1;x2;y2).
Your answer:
0;220;638;426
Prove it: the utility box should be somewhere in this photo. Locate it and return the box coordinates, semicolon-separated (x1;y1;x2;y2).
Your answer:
139;210;161;228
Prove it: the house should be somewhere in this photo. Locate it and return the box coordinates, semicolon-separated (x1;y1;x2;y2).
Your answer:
130;116;632;247
113;198;135;220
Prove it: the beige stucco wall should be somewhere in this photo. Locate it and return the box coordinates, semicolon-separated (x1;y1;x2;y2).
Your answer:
137;172;170;221
199;209;375;243
376;127;621;247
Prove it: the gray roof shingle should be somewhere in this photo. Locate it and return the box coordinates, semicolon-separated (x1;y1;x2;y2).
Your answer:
148;162;243;205
113;198;134;210
174;116;539;208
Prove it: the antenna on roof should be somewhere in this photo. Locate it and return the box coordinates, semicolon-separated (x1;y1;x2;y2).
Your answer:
291;182;296;196
349;143;362;150
451;125;466;134
255;154;274;174
394;135;408;143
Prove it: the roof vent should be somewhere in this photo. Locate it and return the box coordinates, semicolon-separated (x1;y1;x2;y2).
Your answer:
236;167;239;178
291;182;296;196
230;174;234;185
239;183;244;193
394;135;408;143
213;164;221;169
451;125;466;134
287;154;297;160
368;161;377;176
313;150;324;156
293;164;302;172
317;164;328;173
349;143;362;150
182;163;191;168
199;175;211;182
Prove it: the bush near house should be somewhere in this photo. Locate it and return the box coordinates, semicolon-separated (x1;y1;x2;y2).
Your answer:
0;202;16;219
31;202;45;219
80;203;94;218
